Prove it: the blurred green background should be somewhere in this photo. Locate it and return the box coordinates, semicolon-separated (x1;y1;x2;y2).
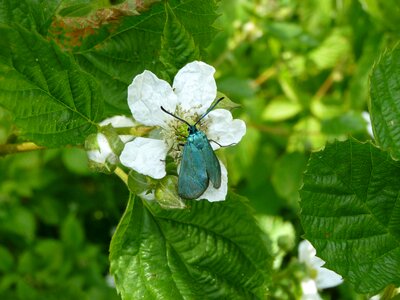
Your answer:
0;0;398;298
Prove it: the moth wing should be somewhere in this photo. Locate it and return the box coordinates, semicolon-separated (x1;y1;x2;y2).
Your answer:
198;132;221;189
178;140;208;199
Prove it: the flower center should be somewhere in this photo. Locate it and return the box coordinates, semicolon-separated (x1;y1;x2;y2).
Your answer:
162;106;209;162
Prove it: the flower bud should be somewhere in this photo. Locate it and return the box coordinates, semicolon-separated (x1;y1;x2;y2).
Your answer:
85;126;124;173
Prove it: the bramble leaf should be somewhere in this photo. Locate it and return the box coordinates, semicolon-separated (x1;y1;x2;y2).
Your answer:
0;25;103;146
300;139;400;294
0;0;61;35
370;45;400;159
110;194;272;299
73;0;219;115
159;2;200;81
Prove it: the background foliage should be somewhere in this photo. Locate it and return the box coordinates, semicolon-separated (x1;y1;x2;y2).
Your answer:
0;0;399;299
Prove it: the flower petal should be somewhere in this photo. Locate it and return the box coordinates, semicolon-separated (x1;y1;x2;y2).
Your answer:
206;109;246;150
316;267;343;289
173;61;217;115
299;240;319;264
120;137;168;179
301;279;321;300
99;115;135;127
196;161;228;202
128;71;177;127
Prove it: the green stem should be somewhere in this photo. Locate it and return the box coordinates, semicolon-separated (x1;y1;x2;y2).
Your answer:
0;142;44;156
113;126;154;136
381;284;399;300
114;167;128;186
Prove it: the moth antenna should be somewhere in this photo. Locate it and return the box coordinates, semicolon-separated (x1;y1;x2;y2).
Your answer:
209;139;236;148
194;97;224;126
160;106;191;126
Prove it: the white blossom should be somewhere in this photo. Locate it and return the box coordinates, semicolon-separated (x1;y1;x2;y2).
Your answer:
120;61;246;202
299;240;343;300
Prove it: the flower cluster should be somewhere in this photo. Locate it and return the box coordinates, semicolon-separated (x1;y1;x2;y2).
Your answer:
298;240;343;300
87;61;246;202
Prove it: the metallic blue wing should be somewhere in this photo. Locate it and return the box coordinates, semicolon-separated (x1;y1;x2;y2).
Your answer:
178;136;208;199
196;131;221;189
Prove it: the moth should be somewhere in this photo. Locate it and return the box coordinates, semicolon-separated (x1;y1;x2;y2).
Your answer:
161;97;224;199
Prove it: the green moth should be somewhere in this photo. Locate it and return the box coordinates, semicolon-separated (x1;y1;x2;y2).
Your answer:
161;97;224;199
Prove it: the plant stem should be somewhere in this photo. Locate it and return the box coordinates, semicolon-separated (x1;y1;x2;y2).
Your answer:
381;284;399;300
114;166;128;186
0;142;44;156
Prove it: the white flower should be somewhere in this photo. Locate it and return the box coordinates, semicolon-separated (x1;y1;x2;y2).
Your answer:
119;61;246;202
299;240;343;300
99;115;136;143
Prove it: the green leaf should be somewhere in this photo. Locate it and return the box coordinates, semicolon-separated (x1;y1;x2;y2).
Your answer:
110;194;272;299
0;205;36;242
0;0;61;35
262;97;301;122
370;45;400;159
0;246;14;272
74;0;219;115
271;152;307;207
154;175;186;209
321;111;367;136
61;214;84;251
299;139;400;294
0;25;103;147
359;0;400;31
127;170;152;195
309;29;351;70
159;2;200;80
58;1;102;17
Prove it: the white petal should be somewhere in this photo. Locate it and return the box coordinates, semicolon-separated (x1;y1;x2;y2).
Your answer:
362;111;374;138
173;61;217;115
100;115;136;143
298;240;317;264
87;133;117;164
301;279;322;300
128;71;177;127
316;267;343;289
206;109;246;150
196;161;228;202
139;190;156;201
99;115;135;127
120;137;168;179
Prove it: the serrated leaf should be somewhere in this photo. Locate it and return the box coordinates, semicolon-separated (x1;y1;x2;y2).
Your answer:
110;194;272;299
0;0;61;35
299;139;400;294
370;45;400;159
159;2;200;80
73;0;219;115
0;25;103;147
